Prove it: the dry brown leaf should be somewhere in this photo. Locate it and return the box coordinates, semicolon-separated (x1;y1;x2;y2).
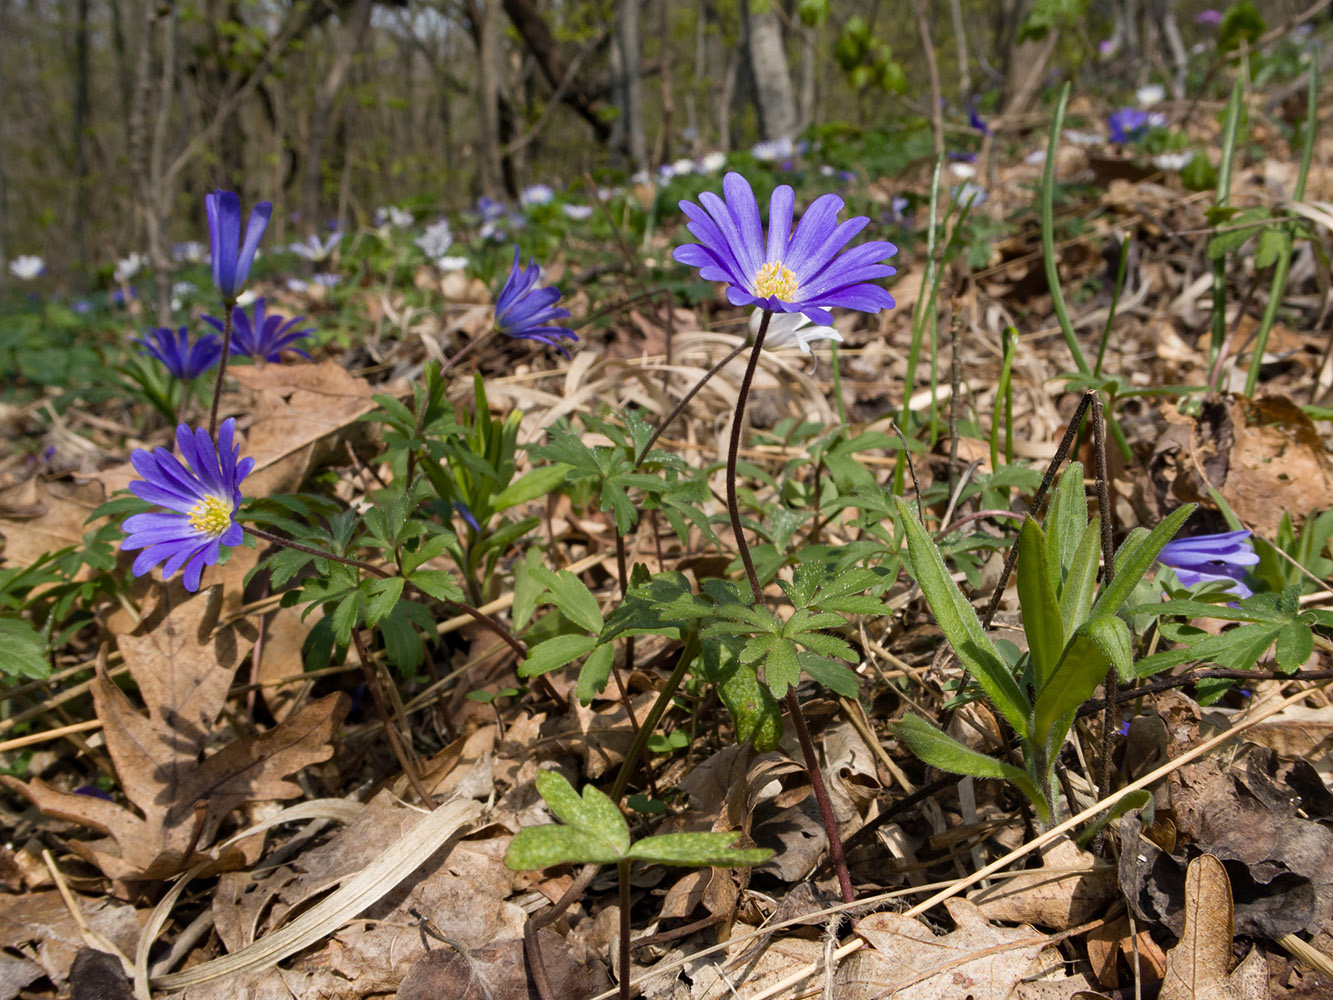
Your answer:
968;837;1118;930
0;476;106;571
232;360;378;498
1;588;348;881
1159;854;1268;1000
834;898;1058;999
0;891;140;996
1086;913;1168;990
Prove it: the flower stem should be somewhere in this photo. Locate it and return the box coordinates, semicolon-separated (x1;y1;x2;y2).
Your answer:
618;859;632;1000
439;328;493;378
727;312;770;601
208;306;233;437
724;309;855;904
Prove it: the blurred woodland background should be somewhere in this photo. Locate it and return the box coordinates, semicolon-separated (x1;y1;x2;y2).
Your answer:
1;0;1314;293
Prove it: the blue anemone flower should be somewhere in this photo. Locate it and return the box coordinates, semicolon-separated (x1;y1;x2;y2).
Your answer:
121;418;253;591
134;326;222;380
206;190;272;305
1156;529;1258;599
203;298;314;362
1107;108;1163;144
673;171;897;326
493;246;577;355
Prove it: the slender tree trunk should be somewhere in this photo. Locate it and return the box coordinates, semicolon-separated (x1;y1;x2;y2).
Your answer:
743;2;796;141
302;0;373;229
949;0;971;97
73;0;92;274
472;0;506;199
797;22;816;133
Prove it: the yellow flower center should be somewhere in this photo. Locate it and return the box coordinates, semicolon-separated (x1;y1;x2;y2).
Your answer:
188;495;232;537
753;260;799;301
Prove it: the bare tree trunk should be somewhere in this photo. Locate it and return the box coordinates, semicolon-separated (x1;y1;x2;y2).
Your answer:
611;0;646;170
302;0;373;229
718;51;738;151
73;0;92;273
949;0;971;96
743;2;796;141
0;0;7;290
473;0;506;199
797;22;817;133
129;0;176;325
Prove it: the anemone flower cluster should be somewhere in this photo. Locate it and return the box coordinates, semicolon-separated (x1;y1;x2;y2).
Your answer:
493;246;577;355
673;171;897;326
203;298;314;363
121;418;253;591
1156;529;1258;599
134;326;222;381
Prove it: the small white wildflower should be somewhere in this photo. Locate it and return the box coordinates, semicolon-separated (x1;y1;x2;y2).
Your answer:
115;252;145;281
751;136;795;162
562;204;594;221
1024;149;1047;165
953;181;988;207
699;151;727;174
285;277;309;293
1063;129;1102;147
671;157;696;177
236;289;258;307
520;184;554;207
312;272;341;287
434;255;468;272
1136;84;1166;106
172;241;206;264
949;162;976;180
375;205;413;228
289;231;343;263
9;255;45;280
415;219;453;260
1152;150;1195;172
752;310;842;355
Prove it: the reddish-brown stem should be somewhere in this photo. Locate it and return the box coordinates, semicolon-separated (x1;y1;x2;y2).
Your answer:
724;310;855;904
207;306;233;437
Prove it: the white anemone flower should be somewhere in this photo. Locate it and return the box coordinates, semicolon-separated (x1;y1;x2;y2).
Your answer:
699;151;727;174
751;309;842;355
9;255;45;280
1063;129;1102;147
562;204;594;221
415;220;453;260
289;231;343;263
1153;151;1195;172
434;255;468;272
1136;84;1166;106
520;184;554;207
115;252;145;281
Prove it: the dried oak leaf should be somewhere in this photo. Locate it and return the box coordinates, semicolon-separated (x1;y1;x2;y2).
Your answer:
231;360;378;498
0;891;140;996
1125;751;1333;938
1;588;349;881
968;837;1118;930
834;898;1059;999
1159;854;1268;1000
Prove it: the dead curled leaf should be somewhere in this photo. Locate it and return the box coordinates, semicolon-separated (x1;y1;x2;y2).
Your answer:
834;898;1060;999
1158;854;1268;1000
967;837;1118;930
1;588;349;882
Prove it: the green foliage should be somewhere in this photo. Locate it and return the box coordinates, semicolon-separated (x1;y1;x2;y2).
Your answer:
891;470;1195;826
1218;1;1265;54
833;17;906;94
1134;587;1331;702
0;615;49;680
1019;0;1087;43
504;770;772;871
